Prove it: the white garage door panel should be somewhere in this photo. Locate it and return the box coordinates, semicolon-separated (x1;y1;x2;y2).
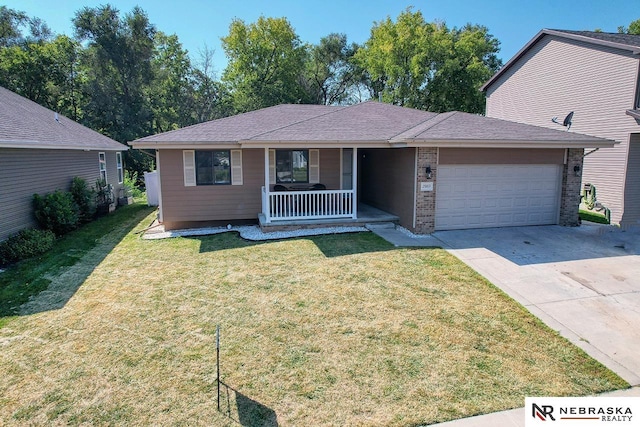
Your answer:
435;164;562;230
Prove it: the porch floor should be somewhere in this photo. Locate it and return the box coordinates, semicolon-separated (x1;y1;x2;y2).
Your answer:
258;203;399;231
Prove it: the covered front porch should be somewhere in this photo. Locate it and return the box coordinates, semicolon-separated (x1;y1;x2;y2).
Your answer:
260;147;360;223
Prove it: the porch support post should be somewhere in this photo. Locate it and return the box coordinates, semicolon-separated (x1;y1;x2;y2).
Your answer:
352;147;358;219
264;147;271;223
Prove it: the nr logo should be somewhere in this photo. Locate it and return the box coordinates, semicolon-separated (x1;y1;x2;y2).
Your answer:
532;403;556;421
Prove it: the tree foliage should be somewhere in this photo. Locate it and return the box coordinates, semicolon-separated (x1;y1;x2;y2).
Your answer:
222;16;309;112
618;18;640;35
73;5;155;143
303;33;361;105
0;5;51;47
355;8;501;113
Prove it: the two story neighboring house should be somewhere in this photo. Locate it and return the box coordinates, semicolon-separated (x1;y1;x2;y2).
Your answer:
481;30;640;227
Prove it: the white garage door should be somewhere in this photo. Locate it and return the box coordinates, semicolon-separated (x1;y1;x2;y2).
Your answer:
435;164;562;230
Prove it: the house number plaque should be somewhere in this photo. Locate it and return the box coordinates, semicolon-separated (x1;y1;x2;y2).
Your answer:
420;182;434;192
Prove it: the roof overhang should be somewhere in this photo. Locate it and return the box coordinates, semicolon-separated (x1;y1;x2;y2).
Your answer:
0;140;128;151
481;29;640;92
132;139;400;149
130;141;240;150
131;138;617;150
402;138;618;149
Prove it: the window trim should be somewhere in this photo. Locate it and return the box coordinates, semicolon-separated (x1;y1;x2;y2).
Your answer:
116;152;124;184
98;152;107;182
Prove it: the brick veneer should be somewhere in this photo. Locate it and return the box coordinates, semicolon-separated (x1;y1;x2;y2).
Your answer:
559;148;584;226
414;147;437;234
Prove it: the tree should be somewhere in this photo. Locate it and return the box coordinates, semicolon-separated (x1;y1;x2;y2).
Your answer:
0;6;76;114
73;5;156;175
221;16;309;112
303;33;361;105
0;5;51;47
424;24;501;113
618;19;640;35
354;9;446;107
355;8;501;113
0;34;80;117
150;32;196;133
192;45;233;121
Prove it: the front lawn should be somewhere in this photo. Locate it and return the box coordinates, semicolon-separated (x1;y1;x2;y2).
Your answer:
0;209;628;426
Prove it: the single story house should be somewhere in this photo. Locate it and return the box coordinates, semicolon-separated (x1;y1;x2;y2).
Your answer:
481;29;640;227
131;101;614;234
0;86;128;241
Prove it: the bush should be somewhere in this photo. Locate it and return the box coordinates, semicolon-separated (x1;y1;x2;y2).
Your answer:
95;179;114;215
71;176;96;223
0;228;56;266
33;190;80;235
124;170;144;198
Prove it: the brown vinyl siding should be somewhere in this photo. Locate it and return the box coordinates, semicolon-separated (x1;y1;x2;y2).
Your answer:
359;148;415;228
160;149;263;223
159;148;343;227
485;34;640;224
318;149;341;189
0;148;123;241
622;134;640;226
439;148;565;165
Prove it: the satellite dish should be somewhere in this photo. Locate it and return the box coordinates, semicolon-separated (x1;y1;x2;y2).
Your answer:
551;111;574;130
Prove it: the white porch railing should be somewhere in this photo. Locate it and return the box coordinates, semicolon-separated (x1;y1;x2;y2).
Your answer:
262;186;355;222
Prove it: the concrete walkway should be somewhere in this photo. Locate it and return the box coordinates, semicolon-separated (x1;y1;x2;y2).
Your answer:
365;223;441;247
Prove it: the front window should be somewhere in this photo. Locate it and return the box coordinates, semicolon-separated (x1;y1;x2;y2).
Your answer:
276;150;308;183
195;150;231;185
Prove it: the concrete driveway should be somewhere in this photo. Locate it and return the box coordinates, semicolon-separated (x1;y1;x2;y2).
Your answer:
433;224;640;386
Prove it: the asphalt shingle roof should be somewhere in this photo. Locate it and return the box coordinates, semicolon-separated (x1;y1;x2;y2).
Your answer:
395;111;608;143
0;86;126;151
132;101;613;148
550;30;640;49
135;104;340;143
249;101;438;142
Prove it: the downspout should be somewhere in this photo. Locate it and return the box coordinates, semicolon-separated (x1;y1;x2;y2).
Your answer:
264;147;271;223
352;147;358;219
156;150;164;223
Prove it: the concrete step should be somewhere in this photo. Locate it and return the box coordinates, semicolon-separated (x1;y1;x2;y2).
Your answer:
364;222;396;230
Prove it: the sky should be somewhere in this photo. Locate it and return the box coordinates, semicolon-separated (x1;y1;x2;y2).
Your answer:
6;0;639;75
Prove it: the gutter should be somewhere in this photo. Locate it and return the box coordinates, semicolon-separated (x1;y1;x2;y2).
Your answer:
0;141;127;151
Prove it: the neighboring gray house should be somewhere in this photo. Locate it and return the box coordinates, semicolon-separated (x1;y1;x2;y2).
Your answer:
482;29;640;227
0;86;128;241
131;101;613;234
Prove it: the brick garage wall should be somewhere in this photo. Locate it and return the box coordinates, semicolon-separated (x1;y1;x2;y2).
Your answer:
414;147;437;234
559;148;584;226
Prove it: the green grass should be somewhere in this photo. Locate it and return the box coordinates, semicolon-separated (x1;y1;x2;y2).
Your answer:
0;212;628;426
0;202;155;317
579;208;610;224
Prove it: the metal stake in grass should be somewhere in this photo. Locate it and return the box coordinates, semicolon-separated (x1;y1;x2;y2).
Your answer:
216;324;220;412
